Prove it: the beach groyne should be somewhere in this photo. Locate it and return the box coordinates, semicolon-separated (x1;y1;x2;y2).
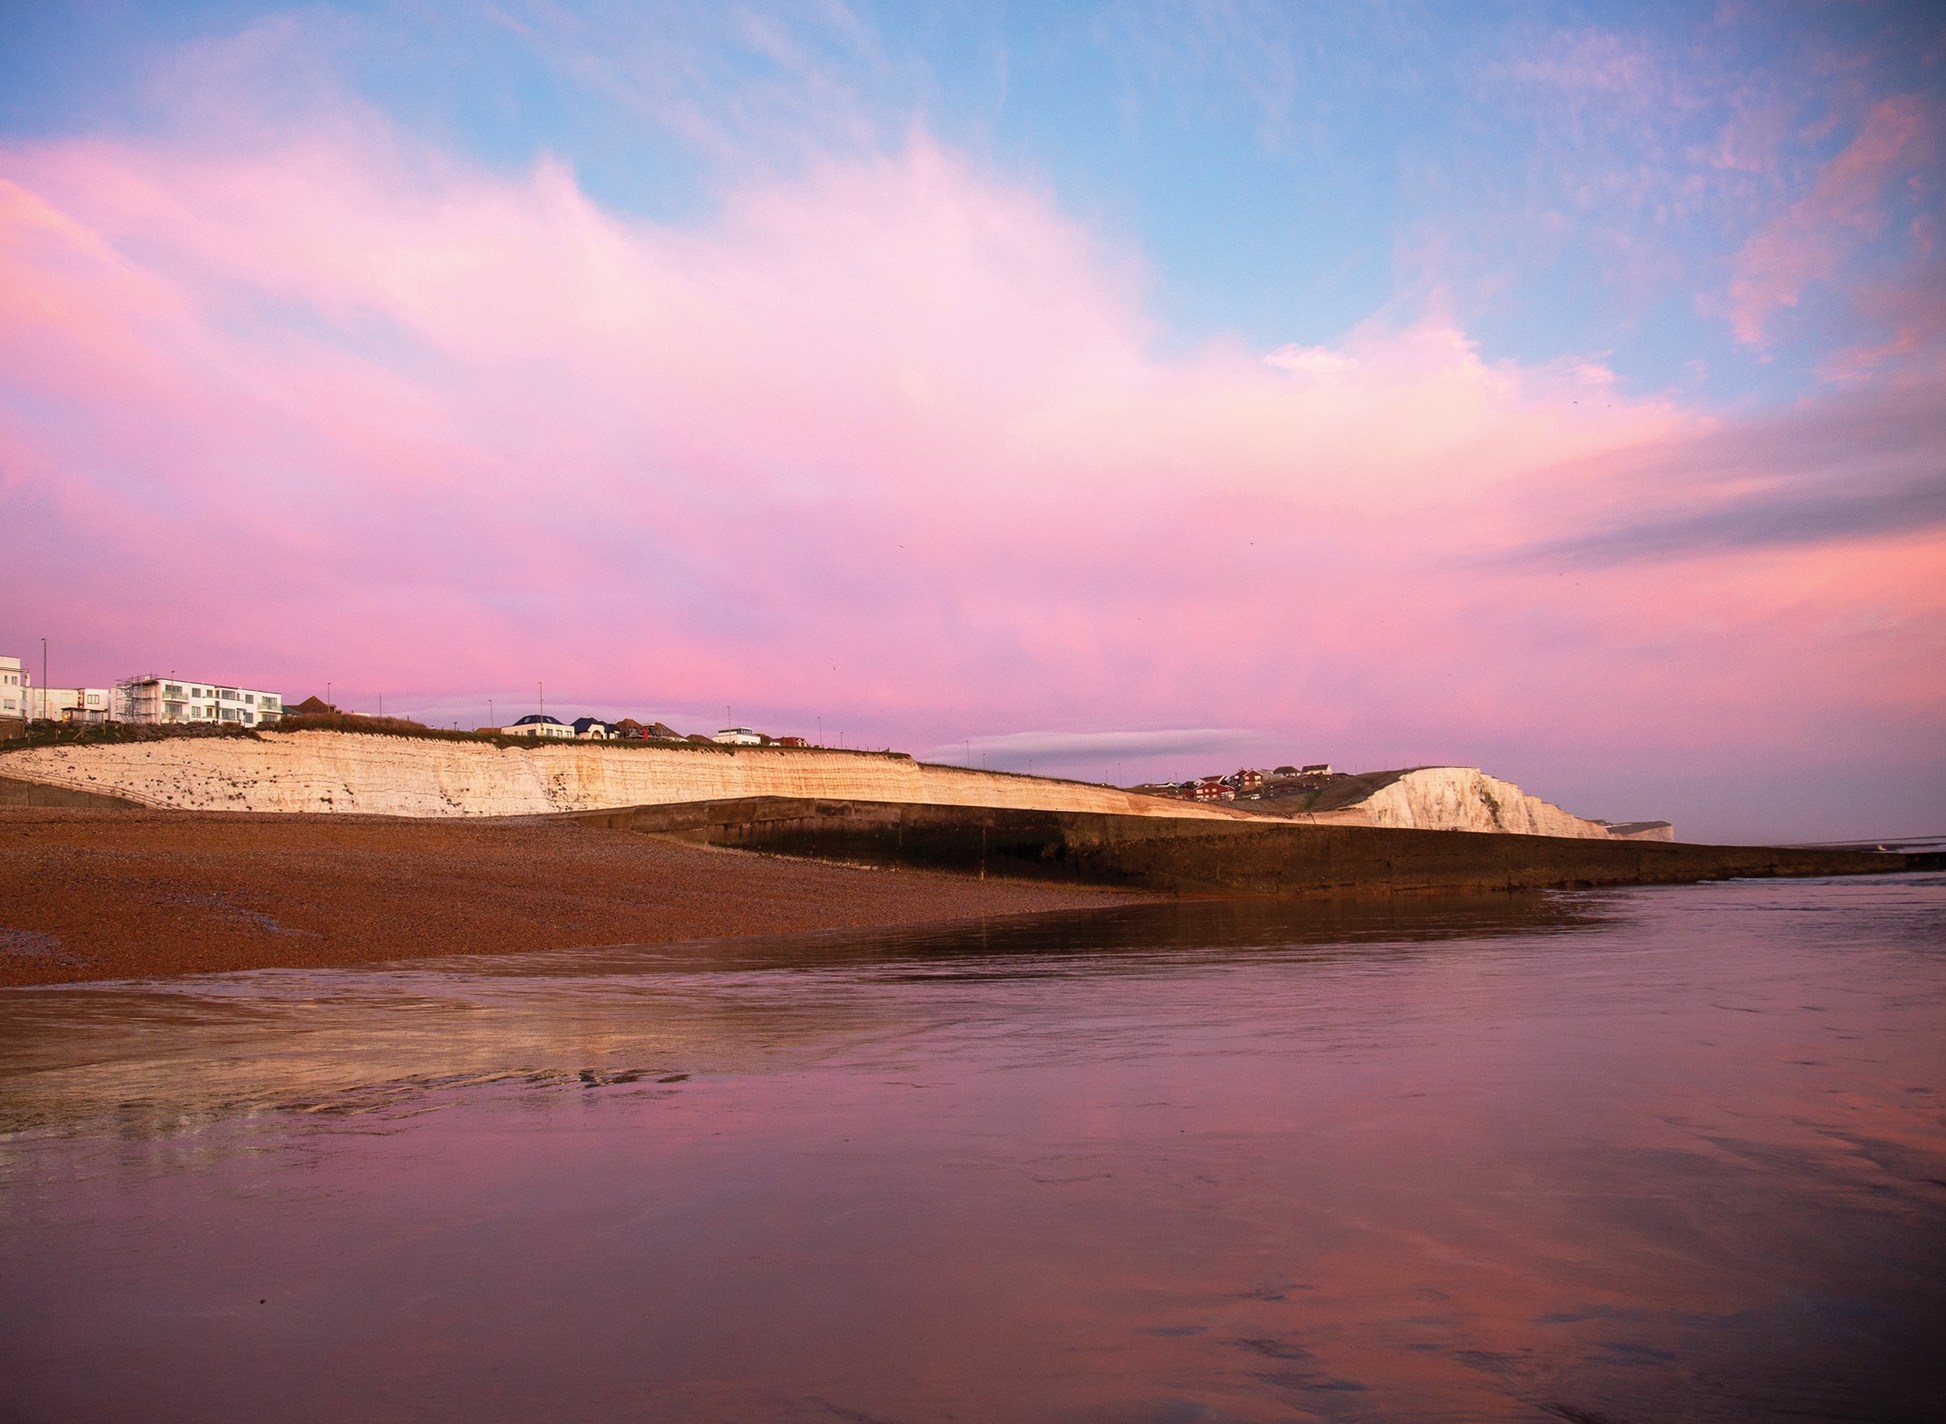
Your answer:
568;796;1921;894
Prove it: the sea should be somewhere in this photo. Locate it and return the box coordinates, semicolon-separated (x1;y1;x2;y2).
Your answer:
2;874;1942;1423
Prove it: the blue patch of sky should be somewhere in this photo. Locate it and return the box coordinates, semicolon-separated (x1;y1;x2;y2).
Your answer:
0;0;253;135
339;10;720;227
966;27;1406;357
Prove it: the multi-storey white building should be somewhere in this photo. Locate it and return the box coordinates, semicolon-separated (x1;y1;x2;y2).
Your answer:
0;656;26;720
27;686;114;723
115;676;284;726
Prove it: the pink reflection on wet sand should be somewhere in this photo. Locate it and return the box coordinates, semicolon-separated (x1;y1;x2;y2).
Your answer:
3;878;1943;1421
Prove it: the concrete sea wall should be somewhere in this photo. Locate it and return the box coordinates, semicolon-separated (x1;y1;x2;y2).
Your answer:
0;775;146;810
571;797;1915;894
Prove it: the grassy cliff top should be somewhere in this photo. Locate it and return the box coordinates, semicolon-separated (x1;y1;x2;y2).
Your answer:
0;715;915;760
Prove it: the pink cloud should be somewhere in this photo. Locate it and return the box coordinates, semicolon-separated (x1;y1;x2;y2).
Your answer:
1;117;1941;838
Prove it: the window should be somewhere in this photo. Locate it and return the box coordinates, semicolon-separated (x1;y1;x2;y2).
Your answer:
165;685;183;697
245;694;254;705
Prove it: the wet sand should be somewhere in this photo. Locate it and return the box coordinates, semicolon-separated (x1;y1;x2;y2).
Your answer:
0;808;1153;986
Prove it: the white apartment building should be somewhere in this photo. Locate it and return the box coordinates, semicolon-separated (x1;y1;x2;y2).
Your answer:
115;676;284;726
27;686;114;723
0;656;26;720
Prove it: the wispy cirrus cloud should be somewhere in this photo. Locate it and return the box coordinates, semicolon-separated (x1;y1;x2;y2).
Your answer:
1728;93;1942;350
1510;471;1946;567
932;728;1255;771
1495;385;1946;565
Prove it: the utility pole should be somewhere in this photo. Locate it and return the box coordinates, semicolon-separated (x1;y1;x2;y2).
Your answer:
539;682;543;719
489;698;494;728
41;638;46;722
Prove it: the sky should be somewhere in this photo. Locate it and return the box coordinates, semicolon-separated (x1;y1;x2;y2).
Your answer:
2;0;1942;842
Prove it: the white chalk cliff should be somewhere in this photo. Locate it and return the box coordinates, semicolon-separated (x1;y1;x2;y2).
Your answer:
1302;766;1671;840
0;731;1246;821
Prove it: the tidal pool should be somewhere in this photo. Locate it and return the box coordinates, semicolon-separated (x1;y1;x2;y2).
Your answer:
3;877;1942;1422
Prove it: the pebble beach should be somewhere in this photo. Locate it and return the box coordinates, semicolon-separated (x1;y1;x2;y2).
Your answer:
0;807;1149;986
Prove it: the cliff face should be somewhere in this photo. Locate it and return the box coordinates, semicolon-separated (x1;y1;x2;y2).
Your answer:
0;732;1240;821
1314;766;1630;839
